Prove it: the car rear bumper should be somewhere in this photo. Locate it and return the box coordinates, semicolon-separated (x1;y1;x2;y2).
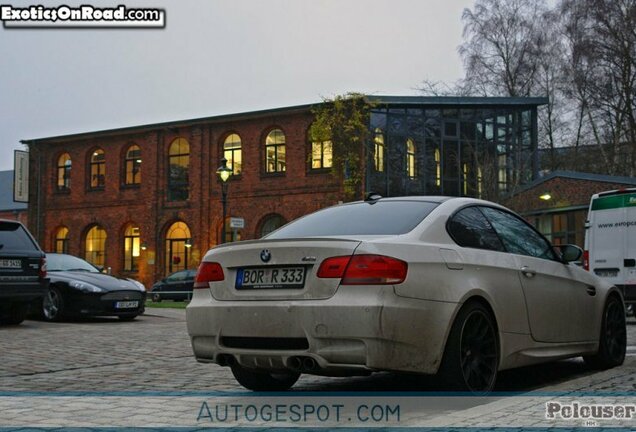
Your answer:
186;286;457;376
0;279;49;304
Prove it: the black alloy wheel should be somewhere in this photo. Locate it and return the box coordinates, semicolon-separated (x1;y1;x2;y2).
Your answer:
584;295;626;369
439;302;499;393
42;287;65;321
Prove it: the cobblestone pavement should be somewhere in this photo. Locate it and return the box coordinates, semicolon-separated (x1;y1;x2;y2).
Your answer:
0;308;634;428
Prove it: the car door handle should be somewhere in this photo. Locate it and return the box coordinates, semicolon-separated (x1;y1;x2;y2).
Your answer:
520;266;536;278
586;286;596;296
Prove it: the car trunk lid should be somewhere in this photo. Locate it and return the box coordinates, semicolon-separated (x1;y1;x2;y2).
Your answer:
203;238;361;301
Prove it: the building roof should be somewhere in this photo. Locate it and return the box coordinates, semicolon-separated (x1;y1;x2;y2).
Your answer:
511;170;636;197
0;171;27;212
20;95;549;145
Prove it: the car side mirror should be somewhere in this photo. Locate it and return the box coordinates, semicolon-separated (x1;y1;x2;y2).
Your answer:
555;244;583;263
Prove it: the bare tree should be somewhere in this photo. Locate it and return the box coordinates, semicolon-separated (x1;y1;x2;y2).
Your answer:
459;0;548;97
560;0;636;175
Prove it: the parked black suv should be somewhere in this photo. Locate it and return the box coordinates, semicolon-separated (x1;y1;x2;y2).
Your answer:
0;219;49;325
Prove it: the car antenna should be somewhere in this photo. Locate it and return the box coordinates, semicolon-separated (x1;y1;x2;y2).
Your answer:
365;192;382;202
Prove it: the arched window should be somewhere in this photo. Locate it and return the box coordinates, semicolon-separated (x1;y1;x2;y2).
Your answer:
259;214;287;238
168;138;190;201
265;129;286;173
374;128;384;172
310;128;332;170
165;221;191;274
123;224;140;272
85;225;107;267
223;134;242;175
54;227;69;254
90;149;105;189
124;145;142;185
56;153;71;190
406;138;416;178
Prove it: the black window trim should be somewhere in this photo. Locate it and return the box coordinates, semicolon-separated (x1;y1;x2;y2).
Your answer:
446;204;563;263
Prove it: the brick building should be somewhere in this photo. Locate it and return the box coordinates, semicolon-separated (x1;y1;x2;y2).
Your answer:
22;96;546;287
503;171;636;248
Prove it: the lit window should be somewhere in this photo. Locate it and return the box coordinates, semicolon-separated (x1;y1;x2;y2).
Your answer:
477;167;483;198
435;149;441;186
54;227;69;254
124;145;142;185
56;153;71;190
85;225;107;267
310;126;333;170
406;138;416;178
168;138;190;201
265;129;286;173
123;224;140;272
165;221;191;275
374;128;384;172
90;149;105;189
463;163;468;195
223;134;242;175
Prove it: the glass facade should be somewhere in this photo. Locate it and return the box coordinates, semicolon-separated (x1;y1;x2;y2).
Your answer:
366;105;538;199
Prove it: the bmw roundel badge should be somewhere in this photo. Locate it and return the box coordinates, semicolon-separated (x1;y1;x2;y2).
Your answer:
260;249;271;263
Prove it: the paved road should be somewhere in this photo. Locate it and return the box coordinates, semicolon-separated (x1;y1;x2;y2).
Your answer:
0;308;635;428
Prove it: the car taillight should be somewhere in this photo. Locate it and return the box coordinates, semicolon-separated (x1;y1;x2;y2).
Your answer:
317;254;408;285
317;256;351;278
583;250;590;271
39;257;47;279
194;262;224;288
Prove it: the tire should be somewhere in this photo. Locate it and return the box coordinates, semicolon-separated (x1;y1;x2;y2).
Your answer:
584;295;626;369
42;287;65;322
2;303;28;325
151;293;161;303
438;302;499;393
231;365;300;391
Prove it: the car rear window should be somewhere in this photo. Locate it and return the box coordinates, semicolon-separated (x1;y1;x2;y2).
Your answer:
0;221;39;251
266;200;439;239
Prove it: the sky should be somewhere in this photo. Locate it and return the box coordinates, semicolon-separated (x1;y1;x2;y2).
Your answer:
0;0;474;172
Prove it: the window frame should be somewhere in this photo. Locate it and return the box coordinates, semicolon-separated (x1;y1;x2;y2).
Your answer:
264;128;286;174
56;153;72;192
167;138;190;202
89;149;106;190
223;133;242;176
123;224;140;272
123;144;142;186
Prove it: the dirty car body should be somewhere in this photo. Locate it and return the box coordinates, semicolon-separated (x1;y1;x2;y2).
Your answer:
186;197;626;392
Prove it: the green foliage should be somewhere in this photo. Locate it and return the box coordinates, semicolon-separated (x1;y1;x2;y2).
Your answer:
309;93;373;201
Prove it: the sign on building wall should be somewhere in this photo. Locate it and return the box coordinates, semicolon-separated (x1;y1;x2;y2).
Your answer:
13;150;29;203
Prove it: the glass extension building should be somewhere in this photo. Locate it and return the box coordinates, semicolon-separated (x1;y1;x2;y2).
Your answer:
364;96;548;199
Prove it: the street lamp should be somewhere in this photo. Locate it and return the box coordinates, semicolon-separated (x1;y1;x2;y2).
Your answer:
216;157;232;244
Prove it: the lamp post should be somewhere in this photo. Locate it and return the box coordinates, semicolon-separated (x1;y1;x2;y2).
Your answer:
216;157;232;244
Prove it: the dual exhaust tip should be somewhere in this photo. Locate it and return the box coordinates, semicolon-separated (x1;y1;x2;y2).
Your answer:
287;356;318;371
216;354;319;371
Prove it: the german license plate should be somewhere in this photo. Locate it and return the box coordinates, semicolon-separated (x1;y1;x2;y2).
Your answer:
0;259;21;269
236;266;306;289
115;301;139;309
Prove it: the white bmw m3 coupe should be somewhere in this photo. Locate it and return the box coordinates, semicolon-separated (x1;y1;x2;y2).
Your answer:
186;196;626;393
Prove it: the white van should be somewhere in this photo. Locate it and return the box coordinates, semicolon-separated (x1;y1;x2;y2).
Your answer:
584;188;636;316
